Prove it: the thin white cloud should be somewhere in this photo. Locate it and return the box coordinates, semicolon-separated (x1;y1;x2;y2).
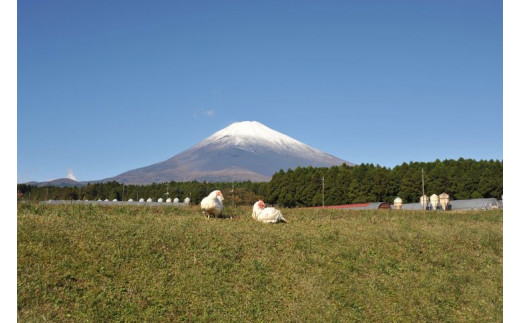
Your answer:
193;109;216;119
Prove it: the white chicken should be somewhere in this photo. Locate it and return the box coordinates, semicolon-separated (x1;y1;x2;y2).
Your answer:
200;190;224;219
252;200;287;223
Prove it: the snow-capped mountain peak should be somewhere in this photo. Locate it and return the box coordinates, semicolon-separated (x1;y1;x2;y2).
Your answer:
198;121;312;152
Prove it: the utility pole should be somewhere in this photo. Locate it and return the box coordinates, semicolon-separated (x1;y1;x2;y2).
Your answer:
322;176;325;207
422;168;425;196
420;168;429;210
232;182;235;208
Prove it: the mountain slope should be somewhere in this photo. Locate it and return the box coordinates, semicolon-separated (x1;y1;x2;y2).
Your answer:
104;121;354;184
24;178;86;187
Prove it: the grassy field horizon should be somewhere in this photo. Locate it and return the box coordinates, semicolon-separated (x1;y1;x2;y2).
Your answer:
18;203;502;321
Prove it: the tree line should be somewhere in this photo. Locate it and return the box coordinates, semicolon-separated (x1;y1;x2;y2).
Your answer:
17;158;502;207
266;158;502;207
17;180;269;207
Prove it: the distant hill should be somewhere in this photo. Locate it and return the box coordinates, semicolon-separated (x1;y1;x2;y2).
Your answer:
24;178;86;187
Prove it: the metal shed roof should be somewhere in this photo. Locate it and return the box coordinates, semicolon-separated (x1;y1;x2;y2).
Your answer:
309;202;391;210
346;202;391;210
395;198;501;210
449;198;501;210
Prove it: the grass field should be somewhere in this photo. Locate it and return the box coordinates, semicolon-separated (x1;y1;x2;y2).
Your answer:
18;203;502;321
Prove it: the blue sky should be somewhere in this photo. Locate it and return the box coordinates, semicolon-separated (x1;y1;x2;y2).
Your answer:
17;0;503;183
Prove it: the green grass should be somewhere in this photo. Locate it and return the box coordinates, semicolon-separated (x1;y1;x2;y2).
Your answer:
18;203;502;321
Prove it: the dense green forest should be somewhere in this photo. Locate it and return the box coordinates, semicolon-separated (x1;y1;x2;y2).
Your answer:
17;158;502;207
267;158;502;207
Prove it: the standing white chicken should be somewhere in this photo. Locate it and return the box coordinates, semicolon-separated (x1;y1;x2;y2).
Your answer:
200;190;224;219
252;200;287;223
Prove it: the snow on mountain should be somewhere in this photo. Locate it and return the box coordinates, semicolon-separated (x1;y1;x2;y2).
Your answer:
188;121;345;164
200;121;306;150
102;121;354;184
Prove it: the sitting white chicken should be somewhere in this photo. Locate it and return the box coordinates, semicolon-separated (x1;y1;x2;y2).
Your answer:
252;200;287;223
200;190;224;219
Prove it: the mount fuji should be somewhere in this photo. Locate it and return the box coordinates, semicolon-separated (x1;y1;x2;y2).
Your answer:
103;121;354;184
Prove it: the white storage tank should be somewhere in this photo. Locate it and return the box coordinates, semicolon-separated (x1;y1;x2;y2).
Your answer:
430;194;439;210
439;192;450;211
393;197;403;210
420;195;429;210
